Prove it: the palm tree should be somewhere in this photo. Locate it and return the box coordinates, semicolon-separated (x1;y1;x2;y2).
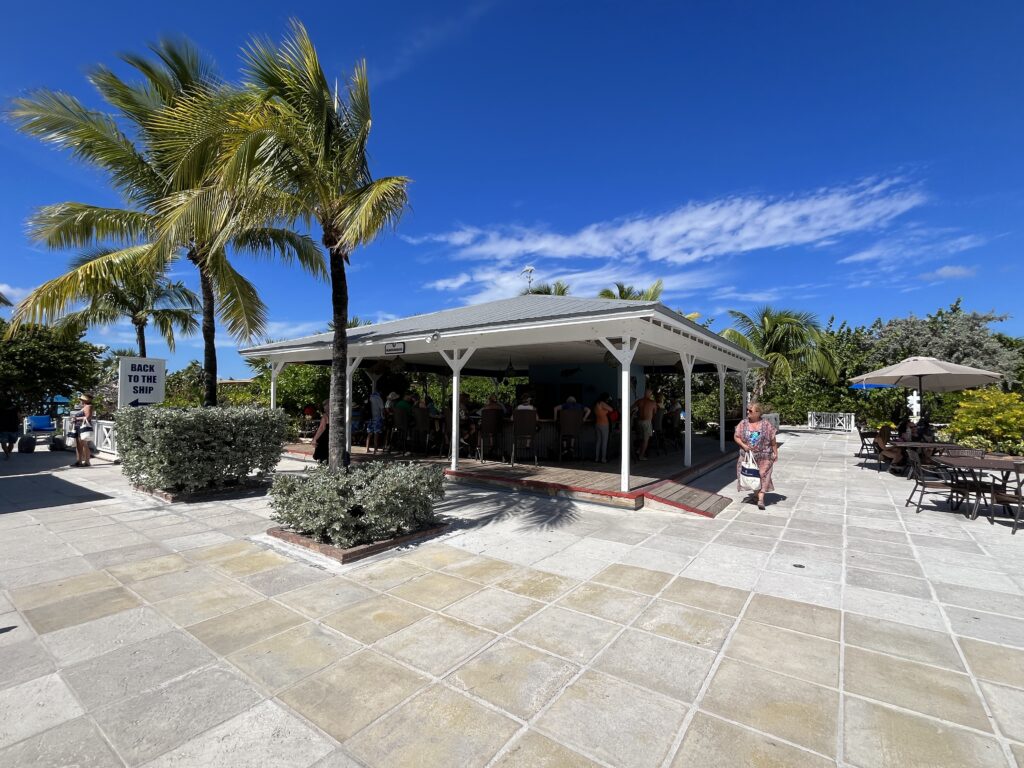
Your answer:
7;39;325;406
598;279;664;301
521;280;571;296
45;260;199;357
158;21;408;467
0;291;10;307
721;306;837;399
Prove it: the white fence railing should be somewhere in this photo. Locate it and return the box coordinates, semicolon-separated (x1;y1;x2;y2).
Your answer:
807;412;856;432
62;417;118;456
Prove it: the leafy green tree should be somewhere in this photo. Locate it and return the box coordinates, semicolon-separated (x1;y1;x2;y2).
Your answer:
0;317;103;412
721;306;837;401
522;280;571;295
8;39;325;406
159;21;409;466
598;279;664;301
162;361;206;407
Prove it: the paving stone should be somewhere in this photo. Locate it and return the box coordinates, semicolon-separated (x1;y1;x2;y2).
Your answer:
934;581;1024;618
144;700;333;767
0;716;121;767
743;593;840;639
715;530;779;552
846;566;933;599
843;586;944;631
442;554;525;584
947;606;1024;648
23;585;140;634
536;670;687;768
844;613;964;671
272;577;376;618
385;571;482;610
130;565;232;602
311;750;364;768
376;613;495;675
154;580;264;625
844;646;989;731
347;684;518;768
228;622;359;693
445;587;544;631
214;550;293;578
845;537;916;559
322;593;430;643
163;531;235;552
661;576;749;615
634;598;735;650
279;650;428;742
492;730;600;767
843;696;1006;768
86;542;171;568
41;605;174;666
9;570;118;610
242;562;330;596
495;567;579;601
726;619;839;687
512;606;619;664
0;610;34;647
63;630;215;709
980;681;1024;743
146;521;215;540
449;638;578;718
617;546;692;574
589;527;656;545
702;658;837;756
845;549;925;578
93;665;262;765
399;543;477;570
0;639;54;691
187;600;306;655
556;582;649;624
345;558;427;590
595;628;716;703
959;636;1024;689
0;673;84;749
671;711;835;768
591;563;672;595
185;540;264;563
910;533;984;554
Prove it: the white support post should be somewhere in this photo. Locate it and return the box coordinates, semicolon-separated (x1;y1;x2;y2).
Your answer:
741;369;748;414
717;363;727;454
269;362;285;409
363;369;381;392
441;348;476;471
682;353;695;467
344;356;364;453
599;337;638;492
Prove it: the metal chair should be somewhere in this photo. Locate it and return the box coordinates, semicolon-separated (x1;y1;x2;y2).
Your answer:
412;407;431;454
476;409;505;462
905;450;964;513
510;409;538;467
390;407;412;453
990;464;1024;534
557;409;584;461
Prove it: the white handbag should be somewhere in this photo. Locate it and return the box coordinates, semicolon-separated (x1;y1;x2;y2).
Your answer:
740;451;761;491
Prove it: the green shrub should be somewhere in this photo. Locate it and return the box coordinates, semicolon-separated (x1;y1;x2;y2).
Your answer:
116;406;289;492
270;462;445;548
948;389;1024;455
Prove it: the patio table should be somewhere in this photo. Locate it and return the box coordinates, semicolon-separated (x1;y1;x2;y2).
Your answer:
934;455;1024;519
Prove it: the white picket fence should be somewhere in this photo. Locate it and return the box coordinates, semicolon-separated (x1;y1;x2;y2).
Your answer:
807;412;856;432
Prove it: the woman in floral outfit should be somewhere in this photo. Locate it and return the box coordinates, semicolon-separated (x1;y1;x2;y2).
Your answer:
734;402;778;510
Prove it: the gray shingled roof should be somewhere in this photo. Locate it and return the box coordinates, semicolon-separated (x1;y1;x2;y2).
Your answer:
243;295;660;353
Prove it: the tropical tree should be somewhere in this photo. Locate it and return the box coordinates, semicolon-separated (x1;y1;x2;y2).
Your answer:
721;306;837;400
0;291;10;307
521;280;571;296
7;39;325;406
598;279;664;301
158;21;409;466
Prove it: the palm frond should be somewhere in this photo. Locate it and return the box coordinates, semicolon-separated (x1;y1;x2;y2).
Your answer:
204;251;267;341
331;176;410;251
28;203;154;249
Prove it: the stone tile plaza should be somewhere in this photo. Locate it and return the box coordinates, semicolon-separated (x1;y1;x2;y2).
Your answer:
3;429;1024;767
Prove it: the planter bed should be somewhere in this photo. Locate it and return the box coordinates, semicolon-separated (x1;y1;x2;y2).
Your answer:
133;478;271;504
267;523;450;564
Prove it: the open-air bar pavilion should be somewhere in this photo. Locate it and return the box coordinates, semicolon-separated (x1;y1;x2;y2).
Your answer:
241;295;766;511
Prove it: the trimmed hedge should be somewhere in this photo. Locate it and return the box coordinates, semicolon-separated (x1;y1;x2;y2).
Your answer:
116;406;289;492
270;462;445;548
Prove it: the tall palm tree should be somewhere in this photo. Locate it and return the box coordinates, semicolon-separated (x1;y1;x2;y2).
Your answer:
721;306;837;399
521;280;571;296
7;39;325;406
46;260;199;357
598;279;664;301
0;291;10;307
158;21;408;467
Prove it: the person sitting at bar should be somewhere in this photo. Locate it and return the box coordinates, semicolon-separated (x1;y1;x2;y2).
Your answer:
516;395;536;411
553;395;591;422
481;395;505;414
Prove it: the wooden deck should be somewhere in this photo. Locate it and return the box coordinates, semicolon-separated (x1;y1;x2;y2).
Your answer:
291;435;736;518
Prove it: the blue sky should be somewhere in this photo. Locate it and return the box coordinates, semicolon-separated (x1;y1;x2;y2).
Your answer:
2;1;1023;377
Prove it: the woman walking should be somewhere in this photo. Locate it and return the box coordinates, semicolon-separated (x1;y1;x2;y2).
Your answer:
734;402;778;509
71;394;94;467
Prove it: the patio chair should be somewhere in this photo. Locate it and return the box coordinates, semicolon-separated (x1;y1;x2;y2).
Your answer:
510;409;538;467
947;464;1005;521
438;409;453;458
476;409;505;463
989;464;1024;534
557;409;584;461
905;450;965;513
390;407;412;453
24;415;56;440
411;407;432;454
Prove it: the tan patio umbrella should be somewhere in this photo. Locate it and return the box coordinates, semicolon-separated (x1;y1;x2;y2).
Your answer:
849;356;1002;395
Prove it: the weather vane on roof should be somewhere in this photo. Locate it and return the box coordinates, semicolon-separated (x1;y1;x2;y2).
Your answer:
521;265;535;292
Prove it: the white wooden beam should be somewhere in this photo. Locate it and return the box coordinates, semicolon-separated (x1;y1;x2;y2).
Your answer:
344;356;364;453
682;353;695;467
440;348;476;470
717;363;728;453
600;337;638;492
269;361;286;410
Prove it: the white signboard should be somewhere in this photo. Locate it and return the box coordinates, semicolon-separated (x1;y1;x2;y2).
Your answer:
118;357;166;408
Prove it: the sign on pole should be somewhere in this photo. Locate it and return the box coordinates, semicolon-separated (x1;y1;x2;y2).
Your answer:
118;357;166;408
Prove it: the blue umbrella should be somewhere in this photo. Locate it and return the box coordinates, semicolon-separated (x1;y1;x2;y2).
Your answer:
848;383;895;390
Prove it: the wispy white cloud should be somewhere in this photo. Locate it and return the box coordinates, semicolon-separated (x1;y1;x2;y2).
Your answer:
262;320;326;340
0;283;32;303
838;229;985;269
374;2;496;84
426;272;473;291
920;264;976;283
409;177;926;266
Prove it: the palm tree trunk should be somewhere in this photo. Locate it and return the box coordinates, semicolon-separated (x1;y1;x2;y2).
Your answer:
135;323;147;358
327;242;349;469
188;250;218;407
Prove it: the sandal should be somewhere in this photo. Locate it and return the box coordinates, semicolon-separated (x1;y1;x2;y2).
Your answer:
70;461;82;467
